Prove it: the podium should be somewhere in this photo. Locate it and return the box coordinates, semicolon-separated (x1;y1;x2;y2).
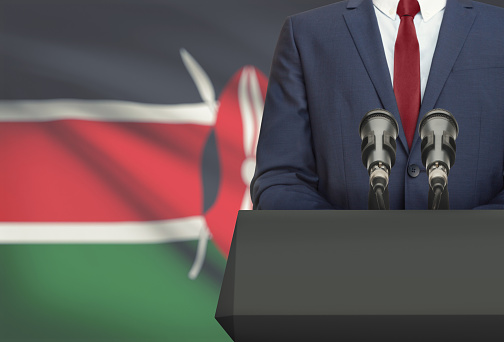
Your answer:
216;210;504;342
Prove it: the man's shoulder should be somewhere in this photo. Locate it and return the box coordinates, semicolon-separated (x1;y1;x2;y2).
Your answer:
473;0;504;11
285;0;356;37
473;1;504;19
471;1;504;34
289;1;350;25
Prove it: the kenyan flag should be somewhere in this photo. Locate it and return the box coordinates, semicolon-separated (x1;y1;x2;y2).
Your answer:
0;0;502;341
0;1;326;340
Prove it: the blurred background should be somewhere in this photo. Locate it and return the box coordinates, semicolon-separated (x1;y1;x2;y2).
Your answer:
0;0;502;341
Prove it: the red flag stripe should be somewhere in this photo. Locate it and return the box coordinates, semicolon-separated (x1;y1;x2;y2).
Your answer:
0;120;210;222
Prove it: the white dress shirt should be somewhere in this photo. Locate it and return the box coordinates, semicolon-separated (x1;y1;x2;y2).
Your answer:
373;0;446;101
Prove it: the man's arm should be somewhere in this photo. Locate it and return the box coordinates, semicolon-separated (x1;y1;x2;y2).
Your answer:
473;197;504;209
473;180;504;210
251;17;335;210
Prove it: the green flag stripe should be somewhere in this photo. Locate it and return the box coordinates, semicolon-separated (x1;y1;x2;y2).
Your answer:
0;242;229;341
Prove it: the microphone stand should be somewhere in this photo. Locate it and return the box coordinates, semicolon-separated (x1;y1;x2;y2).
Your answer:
368;185;390;210
367;162;390;210
428;187;449;210
425;160;452;210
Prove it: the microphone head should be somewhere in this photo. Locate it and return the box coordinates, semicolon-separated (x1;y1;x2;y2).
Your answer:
359;109;399;171
359;109;399;140
419;109;459;139
418;109;459;171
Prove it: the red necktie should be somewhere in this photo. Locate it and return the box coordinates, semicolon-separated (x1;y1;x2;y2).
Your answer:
394;0;421;149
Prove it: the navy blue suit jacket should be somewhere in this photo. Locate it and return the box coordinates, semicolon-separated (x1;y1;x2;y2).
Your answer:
251;0;504;210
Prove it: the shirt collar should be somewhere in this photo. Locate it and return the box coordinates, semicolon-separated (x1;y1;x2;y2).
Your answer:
373;0;446;22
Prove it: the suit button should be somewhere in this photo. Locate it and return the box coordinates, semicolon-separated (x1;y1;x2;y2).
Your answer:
408;164;420;178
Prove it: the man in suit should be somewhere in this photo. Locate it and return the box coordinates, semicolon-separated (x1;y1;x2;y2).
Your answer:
251;0;504;210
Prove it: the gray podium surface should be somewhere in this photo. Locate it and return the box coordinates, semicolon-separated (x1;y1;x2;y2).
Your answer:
216;210;504;342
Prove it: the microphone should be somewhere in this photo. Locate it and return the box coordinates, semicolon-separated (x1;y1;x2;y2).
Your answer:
418;109;459;210
359;109;399;210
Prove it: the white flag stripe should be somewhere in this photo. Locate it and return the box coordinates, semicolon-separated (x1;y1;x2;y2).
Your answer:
240;187;253;210
180;48;217;114
239;67;255;156
188;223;212;280
0;216;206;244
249;68;265;155
0;99;217;125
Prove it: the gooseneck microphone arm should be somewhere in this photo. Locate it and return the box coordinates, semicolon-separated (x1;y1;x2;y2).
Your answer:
359;109;399;210
429;163;448;210
418;109;459;210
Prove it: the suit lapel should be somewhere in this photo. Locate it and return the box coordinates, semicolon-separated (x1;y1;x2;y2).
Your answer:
343;0;408;152
411;0;476;152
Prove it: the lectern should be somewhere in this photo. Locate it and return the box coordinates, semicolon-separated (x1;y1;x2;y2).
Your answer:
216;210;504;342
